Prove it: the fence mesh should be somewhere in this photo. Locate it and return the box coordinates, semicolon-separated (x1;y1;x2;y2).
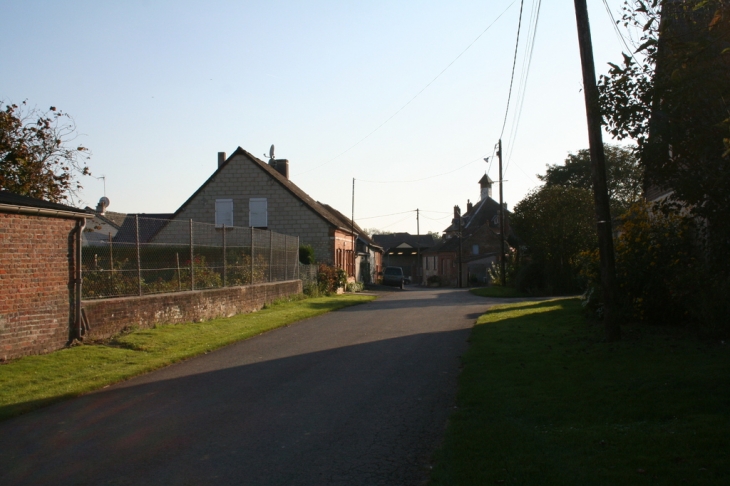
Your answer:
82;216;300;299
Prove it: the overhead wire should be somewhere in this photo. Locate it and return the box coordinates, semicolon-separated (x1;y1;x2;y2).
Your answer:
601;0;641;65
357;209;415;221
503;0;542;183
499;0;525;140
296;1;517;177
356;156;486;184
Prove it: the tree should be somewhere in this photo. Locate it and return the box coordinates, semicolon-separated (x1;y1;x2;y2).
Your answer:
0;101;91;203
538;144;643;214
598;0;730;270
511;186;596;293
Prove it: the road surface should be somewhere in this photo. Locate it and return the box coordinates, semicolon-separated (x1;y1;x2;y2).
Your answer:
0;287;493;485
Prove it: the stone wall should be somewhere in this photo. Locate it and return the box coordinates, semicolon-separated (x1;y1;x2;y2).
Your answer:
0;212;77;361
81;280;302;340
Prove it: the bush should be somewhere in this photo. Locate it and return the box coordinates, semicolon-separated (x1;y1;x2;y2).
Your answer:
299;245;315;265
317;263;347;295
580;200;697;325
346;281;364;293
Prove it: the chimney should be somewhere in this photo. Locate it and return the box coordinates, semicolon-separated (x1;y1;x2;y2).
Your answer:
218;152;227;168
467;199;473;213
269;159;290;179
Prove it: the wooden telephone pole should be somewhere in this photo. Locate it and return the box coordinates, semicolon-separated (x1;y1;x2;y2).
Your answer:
497;139;506;287
574;0;621;341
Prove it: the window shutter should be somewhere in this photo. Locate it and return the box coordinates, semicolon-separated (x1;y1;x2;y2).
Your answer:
249;198;268;228
215;199;233;228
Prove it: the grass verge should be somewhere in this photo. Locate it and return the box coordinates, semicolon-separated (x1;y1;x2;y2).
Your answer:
469;286;526;298
0;294;375;422
430;298;730;485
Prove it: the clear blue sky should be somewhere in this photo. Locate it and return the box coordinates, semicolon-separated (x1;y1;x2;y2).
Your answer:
2;0;633;234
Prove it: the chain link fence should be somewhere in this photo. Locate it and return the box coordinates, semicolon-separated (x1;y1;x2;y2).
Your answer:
82;216;299;299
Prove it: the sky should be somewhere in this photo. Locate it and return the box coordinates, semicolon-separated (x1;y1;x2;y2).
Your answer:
2;0;636;235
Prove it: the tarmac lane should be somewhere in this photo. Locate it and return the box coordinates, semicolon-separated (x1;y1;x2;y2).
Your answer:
0;287;491;486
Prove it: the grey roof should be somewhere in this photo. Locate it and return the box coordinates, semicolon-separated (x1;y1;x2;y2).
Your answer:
0;191;88;215
113;214;174;243
372;233;436;252
318;203;382;250
444;197;504;233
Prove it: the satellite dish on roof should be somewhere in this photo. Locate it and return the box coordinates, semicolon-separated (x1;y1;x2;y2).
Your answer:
97;196;110;214
268;144;275;160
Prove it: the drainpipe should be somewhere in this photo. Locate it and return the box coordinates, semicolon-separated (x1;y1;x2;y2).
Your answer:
75;217;86;340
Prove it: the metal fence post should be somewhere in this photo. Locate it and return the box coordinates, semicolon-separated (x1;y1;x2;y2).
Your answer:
135;214;142;296
190;219;194;291
296;237;300;281
109;232;114;295
222;224;227;287
250;227;255;285
269;230;273;282
176;252;181;291
284;235;288;281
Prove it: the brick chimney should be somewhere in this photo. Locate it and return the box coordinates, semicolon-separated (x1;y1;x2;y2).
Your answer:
269;159;290;179
467;199;473;213
218;152;227;168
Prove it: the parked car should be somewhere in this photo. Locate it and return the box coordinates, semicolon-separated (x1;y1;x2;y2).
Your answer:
382;266;405;287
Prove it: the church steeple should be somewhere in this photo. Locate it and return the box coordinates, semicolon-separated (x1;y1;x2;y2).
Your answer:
479;173;493;200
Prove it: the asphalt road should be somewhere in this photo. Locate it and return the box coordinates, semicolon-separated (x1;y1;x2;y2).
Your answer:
0;287;492;486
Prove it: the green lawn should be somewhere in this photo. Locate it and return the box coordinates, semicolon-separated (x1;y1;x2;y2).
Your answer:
430;298;730;485
0;294;375;421
469;286;526;298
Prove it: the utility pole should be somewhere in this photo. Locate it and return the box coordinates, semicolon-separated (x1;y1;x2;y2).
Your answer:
574;0;620;341
498;139;506;287
416;208;420;285
457;207;463;288
352;178;356;281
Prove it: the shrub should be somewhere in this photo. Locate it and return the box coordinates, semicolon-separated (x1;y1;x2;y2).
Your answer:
346;281;364;293
317;263;347;294
299;245;315;265
580;200;697;325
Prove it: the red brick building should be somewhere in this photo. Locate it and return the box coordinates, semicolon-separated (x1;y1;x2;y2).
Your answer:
0;191;90;361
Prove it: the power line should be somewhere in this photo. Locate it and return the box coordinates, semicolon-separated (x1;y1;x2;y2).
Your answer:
503;0;542;181
381;213;417;230
499;0;525;140
601;0;640;66
296;1;517;177
357;209;415;221
356;156;485;184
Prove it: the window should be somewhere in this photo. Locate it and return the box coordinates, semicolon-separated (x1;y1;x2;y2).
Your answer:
472;244;479;255
249;198;267;228
215;199;233;228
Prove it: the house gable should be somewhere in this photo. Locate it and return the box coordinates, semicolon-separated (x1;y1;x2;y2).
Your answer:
152;148;352;263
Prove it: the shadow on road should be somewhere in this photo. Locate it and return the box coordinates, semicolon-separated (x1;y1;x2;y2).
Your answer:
1;328;472;486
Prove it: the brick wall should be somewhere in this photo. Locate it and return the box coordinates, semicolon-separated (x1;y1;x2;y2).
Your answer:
81;280;302;340
0;213;78;361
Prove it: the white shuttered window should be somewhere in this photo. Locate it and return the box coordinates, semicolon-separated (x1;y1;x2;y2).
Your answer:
215;199;233;228
249;198;268;228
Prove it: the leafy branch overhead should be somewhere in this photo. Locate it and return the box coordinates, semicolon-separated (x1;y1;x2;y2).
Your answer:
598;0;730;274
0;101;91;203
